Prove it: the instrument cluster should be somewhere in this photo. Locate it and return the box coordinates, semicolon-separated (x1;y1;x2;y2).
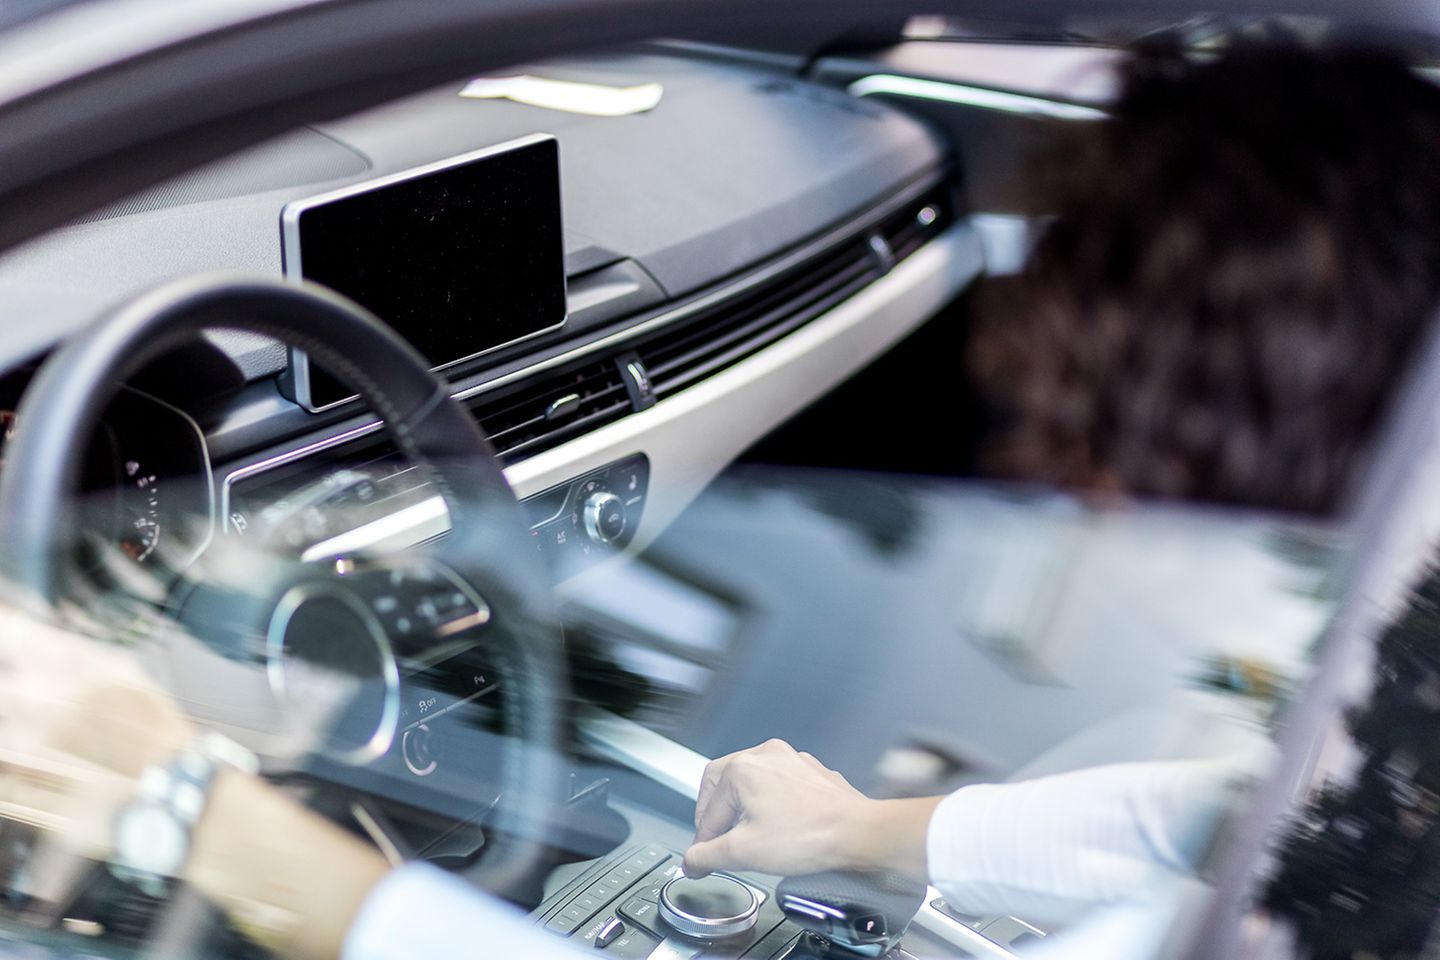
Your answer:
0;383;213;581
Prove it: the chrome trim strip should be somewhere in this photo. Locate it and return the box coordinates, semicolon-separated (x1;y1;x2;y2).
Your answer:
576;707;709;800
281;132;569;412
848;74;1108;122
298;495;448;562
221;420;386;530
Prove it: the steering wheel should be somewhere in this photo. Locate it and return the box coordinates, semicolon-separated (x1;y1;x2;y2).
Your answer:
0;274;570;911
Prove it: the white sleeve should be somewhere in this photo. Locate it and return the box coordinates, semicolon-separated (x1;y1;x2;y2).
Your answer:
344;863;584;960
925;759;1244;929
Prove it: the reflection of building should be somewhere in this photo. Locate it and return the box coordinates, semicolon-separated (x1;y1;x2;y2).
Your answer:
564;467;1340;793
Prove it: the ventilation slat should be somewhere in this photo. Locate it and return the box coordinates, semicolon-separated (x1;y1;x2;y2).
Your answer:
647;256;877;382
653;265;880;397
468;361;631;459
642;250;872;370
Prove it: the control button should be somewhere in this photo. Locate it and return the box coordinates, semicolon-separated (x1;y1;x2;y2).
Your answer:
617;354;656;411
578;915;611;947
658;874;759;940
595;917;626;949
619;896;659;927
583;492;626;545
545;393;582;422
637;862;683;902
560;902;595;924
929;898;986;930
571;893;604;915
606;928;657;959
626;852;665;872
400;724;437;777
978;915;1046;946
545;913;580;935
747;923;803;960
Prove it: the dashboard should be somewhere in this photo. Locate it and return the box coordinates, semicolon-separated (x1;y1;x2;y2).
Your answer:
0;37;1030;960
0;48;982;588
0;382;213;580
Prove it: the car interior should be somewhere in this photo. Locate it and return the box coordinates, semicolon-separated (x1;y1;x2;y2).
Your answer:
0;6;1437;960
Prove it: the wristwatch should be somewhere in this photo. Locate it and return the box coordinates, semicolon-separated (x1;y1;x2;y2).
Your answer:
109;730;259;898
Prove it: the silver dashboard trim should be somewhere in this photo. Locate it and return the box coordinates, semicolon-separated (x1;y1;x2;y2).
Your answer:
298;495;448;562
221;223;978;563
576;707;709;800
280;132;570;413
219;188;952;537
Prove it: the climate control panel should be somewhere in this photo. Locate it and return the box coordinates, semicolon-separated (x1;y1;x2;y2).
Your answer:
521;454;649;571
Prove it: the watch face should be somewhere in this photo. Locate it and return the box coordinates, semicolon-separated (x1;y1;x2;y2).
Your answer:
116;804;187;877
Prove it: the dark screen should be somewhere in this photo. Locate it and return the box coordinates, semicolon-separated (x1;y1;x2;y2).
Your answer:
289;137;566;408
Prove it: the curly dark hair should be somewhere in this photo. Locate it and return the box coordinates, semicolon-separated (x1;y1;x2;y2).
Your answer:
969;44;1440;514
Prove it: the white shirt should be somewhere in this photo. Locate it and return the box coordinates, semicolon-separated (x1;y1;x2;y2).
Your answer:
344;759;1244;960
925;758;1243;930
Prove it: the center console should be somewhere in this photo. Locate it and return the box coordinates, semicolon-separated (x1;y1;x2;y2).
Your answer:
534;843;797;959
557;712;1047;960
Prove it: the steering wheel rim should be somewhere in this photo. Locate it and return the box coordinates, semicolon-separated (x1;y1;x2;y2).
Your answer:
0;273;570;906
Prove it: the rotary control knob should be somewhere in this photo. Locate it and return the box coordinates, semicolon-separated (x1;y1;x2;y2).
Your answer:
659;874;759;940
582;491;627;545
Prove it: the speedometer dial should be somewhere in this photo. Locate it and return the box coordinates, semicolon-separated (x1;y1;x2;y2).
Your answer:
118;459;163;563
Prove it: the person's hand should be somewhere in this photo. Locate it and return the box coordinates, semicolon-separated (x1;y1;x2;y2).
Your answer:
0;606;391;960
685;739;876;877
0;606;193;861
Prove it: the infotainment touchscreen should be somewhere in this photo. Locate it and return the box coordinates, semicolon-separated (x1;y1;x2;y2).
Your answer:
281;134;566;411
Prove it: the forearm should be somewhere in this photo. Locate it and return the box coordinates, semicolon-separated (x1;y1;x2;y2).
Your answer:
184;768;391;960
847;796;945;881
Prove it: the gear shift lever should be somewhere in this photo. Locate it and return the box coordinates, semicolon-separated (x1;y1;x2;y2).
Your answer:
774;870;926;957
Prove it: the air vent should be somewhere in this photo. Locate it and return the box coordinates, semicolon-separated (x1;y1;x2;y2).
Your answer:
469;359;631;462
632;186;954;401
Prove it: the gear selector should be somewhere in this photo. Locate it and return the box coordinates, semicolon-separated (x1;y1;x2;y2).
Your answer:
774;870;926;957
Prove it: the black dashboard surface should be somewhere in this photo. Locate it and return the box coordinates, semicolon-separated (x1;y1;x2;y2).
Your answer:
0;49;943;380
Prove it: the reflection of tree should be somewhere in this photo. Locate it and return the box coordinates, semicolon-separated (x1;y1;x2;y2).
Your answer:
1264;554;1440;958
